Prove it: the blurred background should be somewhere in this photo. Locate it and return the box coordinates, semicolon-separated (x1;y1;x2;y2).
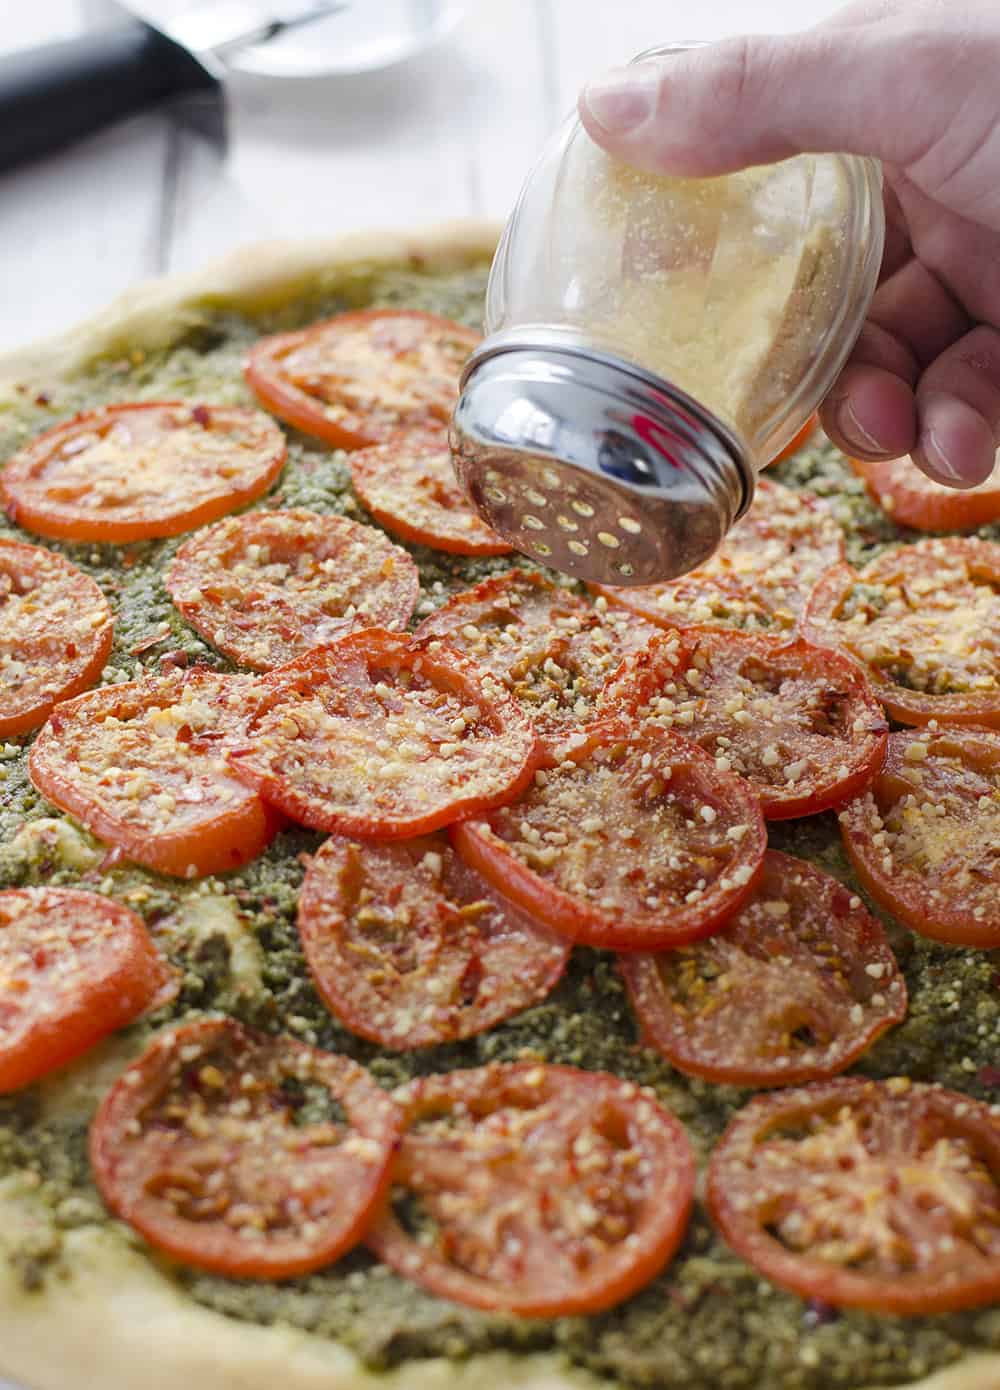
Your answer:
0;0;841;350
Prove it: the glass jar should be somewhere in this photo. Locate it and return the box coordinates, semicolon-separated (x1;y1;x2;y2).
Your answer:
451;43;885;586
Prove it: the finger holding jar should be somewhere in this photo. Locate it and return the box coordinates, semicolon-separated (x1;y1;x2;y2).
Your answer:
578;0;1000;490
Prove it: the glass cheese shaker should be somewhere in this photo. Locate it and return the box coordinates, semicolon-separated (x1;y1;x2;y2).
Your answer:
451;43;885;586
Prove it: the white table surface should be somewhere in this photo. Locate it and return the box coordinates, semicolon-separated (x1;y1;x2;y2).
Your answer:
0;0;848;353
0;3;842;1388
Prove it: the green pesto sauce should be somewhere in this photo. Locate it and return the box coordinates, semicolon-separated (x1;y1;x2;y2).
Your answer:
0;265;998;1390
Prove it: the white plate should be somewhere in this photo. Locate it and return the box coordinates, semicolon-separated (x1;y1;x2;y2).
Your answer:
123;0;468;78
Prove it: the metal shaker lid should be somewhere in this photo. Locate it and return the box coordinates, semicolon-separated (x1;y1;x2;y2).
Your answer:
451;331;754;587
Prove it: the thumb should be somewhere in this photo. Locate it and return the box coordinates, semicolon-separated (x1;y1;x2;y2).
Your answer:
578;32;925;177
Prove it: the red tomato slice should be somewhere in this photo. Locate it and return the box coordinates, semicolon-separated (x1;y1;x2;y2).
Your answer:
621;851;907;1088
770;414;819;464
415;569;670;764
227;629;538;838
297;833;569;1049
850;451;1000;531
90;1017;401;1279
366;1062;695;1316
840;726;1000;948
166;509;418;671
602;629;888;819
28;669;280;879
0;538;113;736
707;1077;1000;1314
2;403;286;543
452;722;766;951
244;309;479;450
802;538;1000;728
592;478;844;635
0;887;168;1091
349;431;512;556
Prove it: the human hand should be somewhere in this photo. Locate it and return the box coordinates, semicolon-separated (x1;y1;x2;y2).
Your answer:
579;1;1000;488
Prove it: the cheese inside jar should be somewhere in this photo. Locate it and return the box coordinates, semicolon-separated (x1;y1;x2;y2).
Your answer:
451;43;884;588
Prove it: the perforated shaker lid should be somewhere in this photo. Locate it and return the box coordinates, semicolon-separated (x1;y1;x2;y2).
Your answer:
451;331;753;587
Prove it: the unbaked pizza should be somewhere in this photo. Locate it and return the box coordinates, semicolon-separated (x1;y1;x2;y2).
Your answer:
0;227;996;1390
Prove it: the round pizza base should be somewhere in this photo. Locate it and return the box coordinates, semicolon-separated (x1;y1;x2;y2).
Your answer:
0;226;996;1390
0;1176;997;1390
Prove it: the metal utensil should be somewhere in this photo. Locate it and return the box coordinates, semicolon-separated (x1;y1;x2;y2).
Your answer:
0;0;467;172
451;331;752;588
211;0;467;77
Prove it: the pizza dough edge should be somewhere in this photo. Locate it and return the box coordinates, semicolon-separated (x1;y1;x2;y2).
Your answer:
0;224;996;1390
0;1182;996;1390
0;220;501;392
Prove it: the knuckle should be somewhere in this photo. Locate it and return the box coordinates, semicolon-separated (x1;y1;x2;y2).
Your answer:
706;37;757;125
670;37;761;150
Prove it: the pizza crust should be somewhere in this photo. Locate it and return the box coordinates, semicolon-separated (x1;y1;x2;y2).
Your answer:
0;221;500;392
0;1181;599;1390
0;1179;996;1390
0;225;997;1390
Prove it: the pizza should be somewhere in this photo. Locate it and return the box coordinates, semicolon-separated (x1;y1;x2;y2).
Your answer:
0;225;996;1390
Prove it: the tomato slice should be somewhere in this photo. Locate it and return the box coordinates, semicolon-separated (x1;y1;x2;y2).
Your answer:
592;478;844;634
621;851;906;1088
28;669;280;879
297;833;569;1049
227;629;538;838
803;538;1000;727
165;509;418;671
840;726;1000;948
0;887;168;1091
2;403;286;543
366;1062;695;1316
0;538;113;736
452;722;766;951
707;1076;1000;1315
90;1018;400;1279
415;570;670;763
349;431;512;556
244;309;479;450
770;413;819;464
602;629;888;819
850;451;1000;531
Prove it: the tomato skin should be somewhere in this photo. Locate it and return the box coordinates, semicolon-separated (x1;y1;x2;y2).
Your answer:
0;539;113;736
227;629;540;839
90;1018;402;1280
802;540;1000;729
602;628;888;820
349;431;512;556
452;722;766;952
840;726;1000;948
297;833;569;1049
2;402;286;543
415;569;669;765
244;309;480;450
367;1062;696;1316
850;452;1000;531
707;1077;1000;1315
0;887;168;1092
165;509;419;671
28;670;281;879
620;851;907;1088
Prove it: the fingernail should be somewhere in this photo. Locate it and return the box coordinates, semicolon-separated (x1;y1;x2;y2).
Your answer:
922;426;966;484
582;66;658;135
836;398;885;455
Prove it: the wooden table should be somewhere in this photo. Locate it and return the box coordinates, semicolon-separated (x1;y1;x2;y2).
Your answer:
1;0;843;354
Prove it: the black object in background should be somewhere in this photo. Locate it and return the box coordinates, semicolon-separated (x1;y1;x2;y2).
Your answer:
0;21;219;172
